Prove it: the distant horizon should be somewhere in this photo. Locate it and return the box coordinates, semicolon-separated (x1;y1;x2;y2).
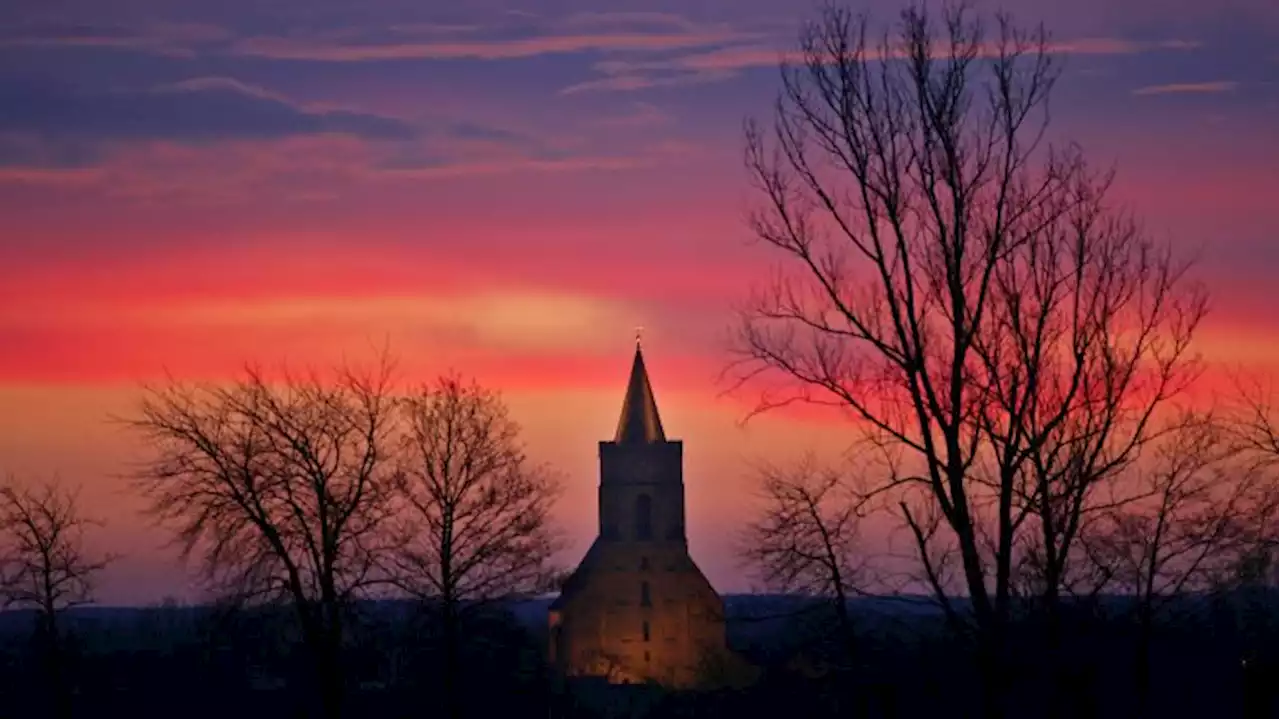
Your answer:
4;588;1272;614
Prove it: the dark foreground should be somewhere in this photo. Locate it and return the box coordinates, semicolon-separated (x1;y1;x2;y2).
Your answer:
0;593;1273;719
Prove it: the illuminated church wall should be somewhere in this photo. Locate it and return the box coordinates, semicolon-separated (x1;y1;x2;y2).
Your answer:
549;345;729;688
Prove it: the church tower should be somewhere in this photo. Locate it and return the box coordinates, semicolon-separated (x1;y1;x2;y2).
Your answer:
548;343;728;688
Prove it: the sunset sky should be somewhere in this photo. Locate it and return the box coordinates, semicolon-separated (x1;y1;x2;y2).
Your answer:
0;0;1275;605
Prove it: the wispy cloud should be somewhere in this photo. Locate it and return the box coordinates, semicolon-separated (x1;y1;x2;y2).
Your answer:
226;12;758;63
1132;80;1238;96
560;36;1202;94
371;140;696;181
561;71;733;95
386;22;484;37
374;112;697;182
228;29;752;62
0;86;591;194
0;13;759;62
592;102;673;128
0;20;229;57
0;10;1203;86
0;167;103;186
0;76;415;142
725;37;1202;69
0;116;696;201
1047;38;1200;56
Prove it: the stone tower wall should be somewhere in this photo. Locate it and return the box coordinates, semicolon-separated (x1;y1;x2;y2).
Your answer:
551;543;725;687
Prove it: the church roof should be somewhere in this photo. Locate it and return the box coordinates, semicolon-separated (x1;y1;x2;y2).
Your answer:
614;343;666;443
549;538;600;610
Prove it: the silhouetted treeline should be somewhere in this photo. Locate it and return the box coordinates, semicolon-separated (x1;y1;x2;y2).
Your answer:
0;590;1273;719
701;592;1274;719
0;599;549;719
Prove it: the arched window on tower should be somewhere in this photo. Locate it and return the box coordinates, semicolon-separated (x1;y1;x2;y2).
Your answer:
640;581;651;607
635;494;653;540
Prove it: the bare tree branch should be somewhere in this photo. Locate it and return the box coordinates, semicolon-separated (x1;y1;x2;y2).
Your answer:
1076;413;1277;709
0;475;113;717
738;457;871;633
0;477;113;622
124;354;401;719
728;6;1205;708
388;373;563;719
389;375;563;610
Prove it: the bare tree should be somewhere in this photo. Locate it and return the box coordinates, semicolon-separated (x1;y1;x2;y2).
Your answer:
127;359;400;719
0;476;113;716
1081;414;1276;709
728;5;1204;708
739;457;868;652
0;478;111;630
391;375;562;719
990;194;1201;601
1216;375;1280;705
1224;371;1279;468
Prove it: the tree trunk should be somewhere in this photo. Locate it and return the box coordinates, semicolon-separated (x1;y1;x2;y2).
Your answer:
40;610;70;719
442;598;462;719
314;630;344;719
977;623;1008;719
828;561;855;668
1133;605;1153;719
1042;574;1069;719
300;603;344;719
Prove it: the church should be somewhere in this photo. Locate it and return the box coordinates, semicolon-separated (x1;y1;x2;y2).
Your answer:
548;342;731;688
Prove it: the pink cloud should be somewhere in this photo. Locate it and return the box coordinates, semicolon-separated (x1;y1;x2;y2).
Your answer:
229;28;756;62
561;36;1202;93
371;151;675;179
560;70;734;95
0;166;104;186
0;130;698;204
1132;80;1238;96
590;101;673;128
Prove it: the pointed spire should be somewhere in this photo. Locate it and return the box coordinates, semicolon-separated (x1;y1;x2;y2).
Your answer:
615;342;666;443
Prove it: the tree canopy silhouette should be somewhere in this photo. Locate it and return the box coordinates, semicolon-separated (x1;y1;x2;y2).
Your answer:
729;5;1207;712
390;374;562;719
0;476;113;718
127;359;401;719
